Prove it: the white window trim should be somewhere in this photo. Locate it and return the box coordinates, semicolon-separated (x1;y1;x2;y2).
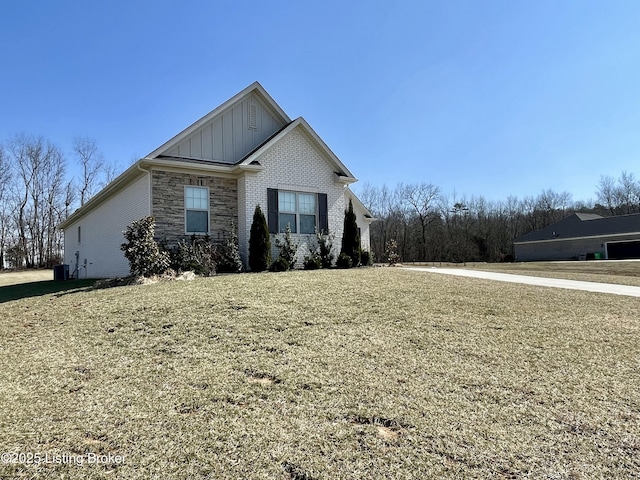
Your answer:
184;185;210;235
278;191;318;235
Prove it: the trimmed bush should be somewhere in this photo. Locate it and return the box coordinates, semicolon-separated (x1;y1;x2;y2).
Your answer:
269;257;290;272
303;253;322;270
336;252;353;269
340;199;360;267
274;224;297;270
317;229;335;268
121;217;170;277
249;205;271;272
169;236;216;276
217;227;244;273
360;250;372;266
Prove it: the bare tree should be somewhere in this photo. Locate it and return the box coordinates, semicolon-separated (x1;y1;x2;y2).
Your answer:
0;144;12;268
616;171;640;214
73;136;105;206
7;134;66;267
102;160;122;185
356;183;406;262
596;175;617;215
401;182;440;261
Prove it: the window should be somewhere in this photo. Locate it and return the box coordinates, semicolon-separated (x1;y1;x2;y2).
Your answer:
268;189;328;235
185;186;209;234
77;226;81;244
277;191;317;234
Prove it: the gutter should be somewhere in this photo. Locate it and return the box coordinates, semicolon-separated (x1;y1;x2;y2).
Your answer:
514;231;640;245
59;161;145;230
58;157;263;230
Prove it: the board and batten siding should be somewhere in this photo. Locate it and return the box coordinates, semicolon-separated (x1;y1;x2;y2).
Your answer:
63;174;150;278
238;125;347;266
165;93;285;163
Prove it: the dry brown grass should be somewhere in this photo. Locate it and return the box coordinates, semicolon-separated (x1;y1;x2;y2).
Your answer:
0;268;638;478
0;269;52;287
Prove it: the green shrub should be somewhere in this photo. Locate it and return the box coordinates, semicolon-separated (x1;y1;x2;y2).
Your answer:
303;253;322;270
249;205;271;272
274;224;297;270
317;229;335;268
269;257;290;272
169;236;217;276
217;227;244;273
121;217;170;277
360;250;372;266
336;252;352;269
340;199;360;267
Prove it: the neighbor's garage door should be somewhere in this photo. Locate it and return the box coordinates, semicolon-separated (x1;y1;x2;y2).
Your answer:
607;240;640;259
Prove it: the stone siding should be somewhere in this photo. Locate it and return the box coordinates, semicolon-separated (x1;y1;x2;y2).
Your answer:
151;170;238;246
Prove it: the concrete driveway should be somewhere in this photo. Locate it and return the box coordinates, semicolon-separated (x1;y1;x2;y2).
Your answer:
405;267;640;298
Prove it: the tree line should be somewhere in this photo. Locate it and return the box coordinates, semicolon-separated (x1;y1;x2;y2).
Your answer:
356;171;640;264
0;130;638;269
0;134;119;269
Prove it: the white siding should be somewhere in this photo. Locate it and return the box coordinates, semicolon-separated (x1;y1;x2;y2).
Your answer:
351;200;372;252
239;125;347;266
63;174;150;278
166;93;285;163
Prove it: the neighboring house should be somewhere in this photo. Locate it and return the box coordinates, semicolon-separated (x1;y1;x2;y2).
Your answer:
514;213;640;261
59;82;374;278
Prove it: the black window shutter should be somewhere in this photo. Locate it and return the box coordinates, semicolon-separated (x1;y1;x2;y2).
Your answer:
267;188;278;234
318;193;328;233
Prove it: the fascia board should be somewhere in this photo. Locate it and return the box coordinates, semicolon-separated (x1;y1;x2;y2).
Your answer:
145;157;235;176
240;117;357;181
345;187;375;219
514;231;640;245
297;117;356;179
59;161;146;230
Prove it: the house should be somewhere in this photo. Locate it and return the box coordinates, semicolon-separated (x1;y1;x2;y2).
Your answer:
513;213;640;261
59;82;374;278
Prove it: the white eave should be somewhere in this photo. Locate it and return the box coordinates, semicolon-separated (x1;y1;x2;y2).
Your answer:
345;187;375;221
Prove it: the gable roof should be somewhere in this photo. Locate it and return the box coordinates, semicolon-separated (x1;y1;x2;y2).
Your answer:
514;213;640;244
345;188;375;221
59;82;361;230
238;117;357;182
147;81;291;162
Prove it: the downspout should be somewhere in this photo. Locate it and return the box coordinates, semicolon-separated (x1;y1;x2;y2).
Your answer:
137;162;153;217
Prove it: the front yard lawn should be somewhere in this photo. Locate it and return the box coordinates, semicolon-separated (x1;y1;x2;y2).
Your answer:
1;268;638;478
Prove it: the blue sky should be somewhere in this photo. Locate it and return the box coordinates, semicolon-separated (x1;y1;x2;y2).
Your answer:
1;1;639;204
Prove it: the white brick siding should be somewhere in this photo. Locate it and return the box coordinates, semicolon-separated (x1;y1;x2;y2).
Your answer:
63;174;150;278
354;209;371;252
239;125;347;267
